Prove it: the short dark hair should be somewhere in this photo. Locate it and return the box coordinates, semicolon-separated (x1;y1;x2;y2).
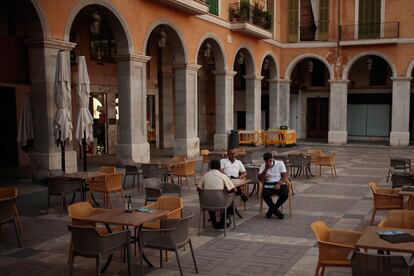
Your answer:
263;152;273;161
210;159;221;170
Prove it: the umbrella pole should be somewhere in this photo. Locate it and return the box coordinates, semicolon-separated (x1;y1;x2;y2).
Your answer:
58;131;66;173
82;131;87;172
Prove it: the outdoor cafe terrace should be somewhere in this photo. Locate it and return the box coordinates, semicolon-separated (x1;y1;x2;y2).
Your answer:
0;143;414;276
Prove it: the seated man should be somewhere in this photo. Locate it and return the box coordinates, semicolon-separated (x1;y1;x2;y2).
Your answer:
258;152;288;219
197;160;237;229
220;148;248;202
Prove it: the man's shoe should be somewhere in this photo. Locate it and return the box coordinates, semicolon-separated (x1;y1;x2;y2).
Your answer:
240;193;248;202
273;209;284;220
265;210;272;219
213;222;231;229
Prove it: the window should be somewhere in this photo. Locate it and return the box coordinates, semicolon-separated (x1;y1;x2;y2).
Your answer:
288;0;299;42
90;20;116;63
358;0;381;38
319;0;329;40
207;0;219;16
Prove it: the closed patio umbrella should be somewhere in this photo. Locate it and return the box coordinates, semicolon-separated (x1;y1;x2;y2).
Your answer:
54;50;73;172
75;55;93;171
17;93;34;152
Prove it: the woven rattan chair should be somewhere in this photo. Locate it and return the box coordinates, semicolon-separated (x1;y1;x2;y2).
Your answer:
67;202;121;264
135;195;183;257
258;178;294;217
68;224;132;276
378;209;414;229
0;194;21;247
123;164;143;190
0;187;21;234
351;251;414;276
369;181;404;225
142;214;198;276
198;189;236;237
316;151;337;179
88;173;125;208
46;177;82;216
142;164;169;180
171;160;196;192
306;149;323;173
310;220;362;276
143;178;182;205
98;166;116;174
386;158;411;183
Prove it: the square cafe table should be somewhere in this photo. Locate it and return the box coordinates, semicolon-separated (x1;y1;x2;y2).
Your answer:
356;226;414;254
83;208;169;275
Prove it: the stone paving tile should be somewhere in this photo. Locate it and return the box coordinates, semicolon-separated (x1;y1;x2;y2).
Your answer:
299;185;368;197
292;196;358;214
234;214;339;239
166;238;309;276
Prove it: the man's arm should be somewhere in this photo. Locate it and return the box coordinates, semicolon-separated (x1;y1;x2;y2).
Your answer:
273;172;287;190
258;167;267;182
238;161;247;179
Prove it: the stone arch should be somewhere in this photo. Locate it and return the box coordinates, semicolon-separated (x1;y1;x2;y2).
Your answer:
232;44;256;75
30;0;50;38
343;51;397;80
195;33;226;71
260;51;279;78
285;54;334;80
406;59;414;78
64;0;133;54
143;19;188;64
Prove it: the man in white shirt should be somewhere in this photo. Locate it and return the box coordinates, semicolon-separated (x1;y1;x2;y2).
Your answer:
258;152;288;219
198;160;236;229
220;148;248;202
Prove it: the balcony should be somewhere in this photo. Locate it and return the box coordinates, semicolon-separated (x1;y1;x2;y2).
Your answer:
150;0;209;15
229;1;273;39
299;21;328;42
339;22;400;45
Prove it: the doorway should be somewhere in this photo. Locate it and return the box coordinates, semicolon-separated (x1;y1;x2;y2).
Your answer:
90;93;107;155
0;87;18;166
307;97;329;138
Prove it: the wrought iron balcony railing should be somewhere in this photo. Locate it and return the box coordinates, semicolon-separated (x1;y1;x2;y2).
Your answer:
229;1;272;31
299;21;328;41
340;21;399;41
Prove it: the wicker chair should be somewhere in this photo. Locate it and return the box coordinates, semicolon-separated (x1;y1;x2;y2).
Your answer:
135;195;183;257
316;151;337;179
98;166;116;174
386;158;411;182
258;178;294;217
143;178;182;205
141;214;198;276
306;149;323;173
46;177;82;216
311;220;362;276
369;181;404;225
68;224;132;276
88;173;125;208
0;187;21;234
171;160;196;192
123;164;143;190
0;193;21;247
198;189;236;237
378;209;414;229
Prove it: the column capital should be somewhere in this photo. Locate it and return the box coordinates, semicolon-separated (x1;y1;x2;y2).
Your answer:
213;70;237;77
391;76;412;82
26;38;76;50
173;63;202;71
329;79;350;84
278;79;291;84
268;78;280;83
244;75;264;81
113;54;151;63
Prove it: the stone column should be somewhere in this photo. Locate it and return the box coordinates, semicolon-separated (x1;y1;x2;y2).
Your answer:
27;39;77;180
245;75;263;130
390;77;411;146
173;64;201;159
197;72;208;144
116;54;150;164
328;80;348;144
278;79;291;127
161;71;174;148
213;70;236;151
268;78;279;129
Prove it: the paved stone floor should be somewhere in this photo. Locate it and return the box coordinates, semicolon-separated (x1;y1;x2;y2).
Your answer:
1;143;414;276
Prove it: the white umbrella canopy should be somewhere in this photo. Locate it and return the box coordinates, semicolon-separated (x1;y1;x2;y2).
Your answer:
54;50;73;145
17;93;34;151
75;55;93;145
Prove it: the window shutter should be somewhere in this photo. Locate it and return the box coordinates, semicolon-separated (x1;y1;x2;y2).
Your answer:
319;0;329;40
